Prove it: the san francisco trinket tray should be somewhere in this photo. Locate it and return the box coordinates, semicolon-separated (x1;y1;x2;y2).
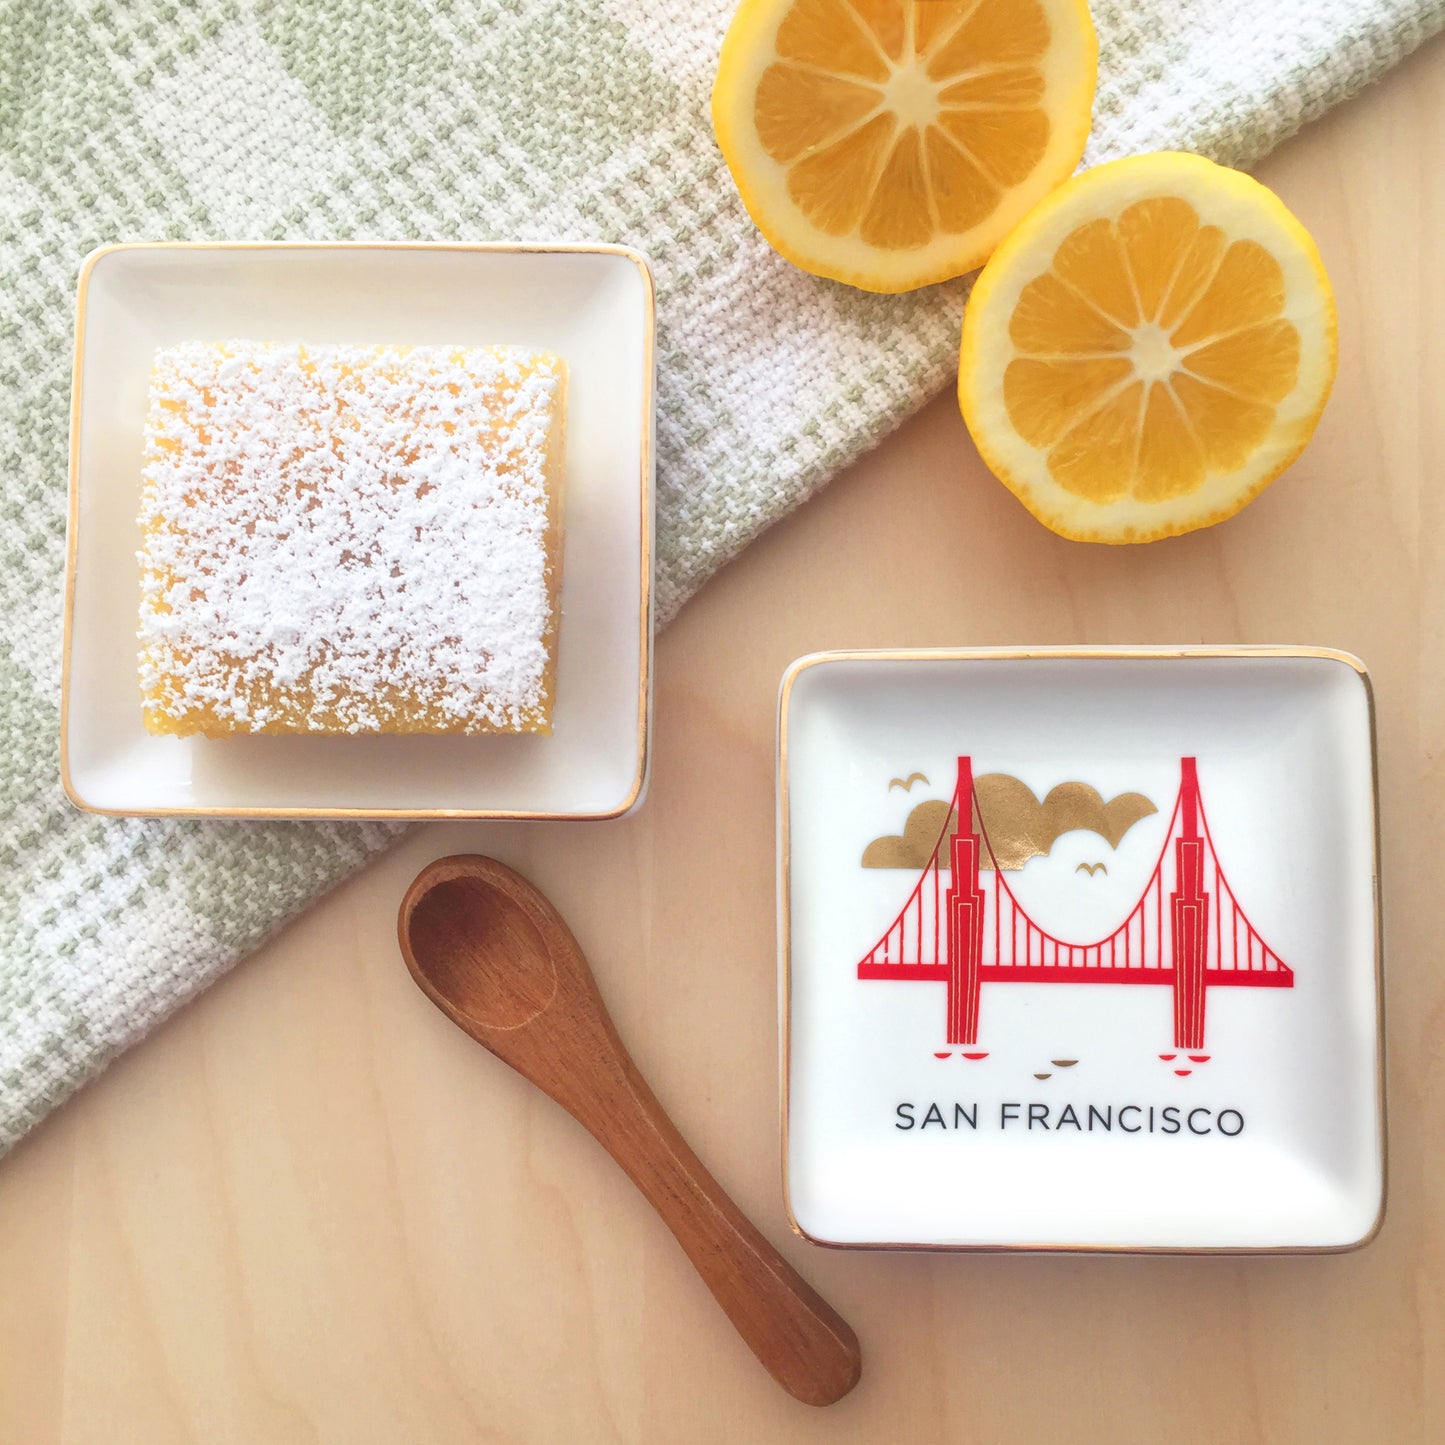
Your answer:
778;648;1384;1252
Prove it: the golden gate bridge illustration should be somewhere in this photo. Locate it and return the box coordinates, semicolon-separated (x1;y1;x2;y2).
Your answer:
856;757;1293;1052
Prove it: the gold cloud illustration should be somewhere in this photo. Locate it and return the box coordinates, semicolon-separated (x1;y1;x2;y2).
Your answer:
861;799;957;871
861;775;1158;872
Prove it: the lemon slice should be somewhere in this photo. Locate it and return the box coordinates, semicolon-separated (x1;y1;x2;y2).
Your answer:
712;0;1098;293
958;151;1338;541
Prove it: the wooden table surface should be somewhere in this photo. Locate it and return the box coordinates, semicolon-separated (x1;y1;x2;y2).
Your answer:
5;41;1445;1445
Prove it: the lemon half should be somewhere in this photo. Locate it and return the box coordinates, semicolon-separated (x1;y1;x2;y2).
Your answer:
958;152;1338;541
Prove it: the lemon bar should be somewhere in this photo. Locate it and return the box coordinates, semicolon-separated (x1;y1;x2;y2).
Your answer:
139;341;566;737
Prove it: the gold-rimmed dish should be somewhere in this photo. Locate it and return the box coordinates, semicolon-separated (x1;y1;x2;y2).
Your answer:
778;647;1384;1252
62;242;653;819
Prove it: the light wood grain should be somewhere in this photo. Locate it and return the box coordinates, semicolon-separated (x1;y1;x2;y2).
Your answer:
4;38;1445;1443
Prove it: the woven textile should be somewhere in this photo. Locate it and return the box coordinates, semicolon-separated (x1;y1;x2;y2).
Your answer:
2;0;1441;1155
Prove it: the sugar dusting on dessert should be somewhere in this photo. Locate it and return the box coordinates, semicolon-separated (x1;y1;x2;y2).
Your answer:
139;341;563;735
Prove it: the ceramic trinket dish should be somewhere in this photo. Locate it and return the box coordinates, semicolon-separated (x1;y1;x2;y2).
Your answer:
63;242;654;819
778;648;1384;1252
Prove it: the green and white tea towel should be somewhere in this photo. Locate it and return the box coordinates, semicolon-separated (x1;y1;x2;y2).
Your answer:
2;0;1441;1155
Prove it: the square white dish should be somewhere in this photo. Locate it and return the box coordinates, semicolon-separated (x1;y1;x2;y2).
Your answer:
779;648;1384;1252
62;242;653;819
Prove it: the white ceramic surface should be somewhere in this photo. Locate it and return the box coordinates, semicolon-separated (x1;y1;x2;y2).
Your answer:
63;243;653;819
779;648;1383;1251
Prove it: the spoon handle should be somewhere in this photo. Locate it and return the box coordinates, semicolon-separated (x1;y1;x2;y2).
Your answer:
557;1014;861;1408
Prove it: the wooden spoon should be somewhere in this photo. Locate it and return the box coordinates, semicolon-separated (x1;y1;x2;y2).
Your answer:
398;854;861;1408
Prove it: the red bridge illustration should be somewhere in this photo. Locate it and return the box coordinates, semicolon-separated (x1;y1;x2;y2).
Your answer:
857;757;1293;1049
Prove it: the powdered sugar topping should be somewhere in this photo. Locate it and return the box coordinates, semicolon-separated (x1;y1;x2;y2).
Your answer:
139;341;564;733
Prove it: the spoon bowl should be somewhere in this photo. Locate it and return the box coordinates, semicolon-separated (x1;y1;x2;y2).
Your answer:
399;854;862;1407
406;874;558;1030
